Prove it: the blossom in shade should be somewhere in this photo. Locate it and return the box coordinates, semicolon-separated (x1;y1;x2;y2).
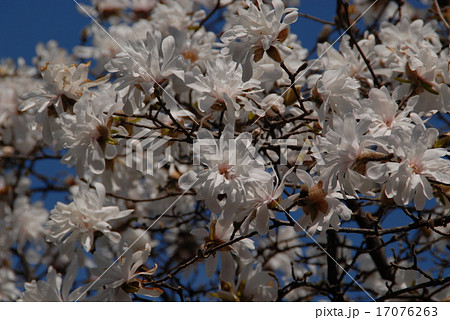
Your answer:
237;167;296;235
295;169;352;235
46;182;133;257
186;56;263;123
88;243;162;301
191;216;254;282
315;113;382;197
20;265;84;302
221;0;298;80
55;87;120;177
105;30;185;116
178;124;271;216
211;262;278;301
367;125;450;210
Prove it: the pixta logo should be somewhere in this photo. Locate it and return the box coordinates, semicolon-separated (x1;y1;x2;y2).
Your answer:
125;129;172;175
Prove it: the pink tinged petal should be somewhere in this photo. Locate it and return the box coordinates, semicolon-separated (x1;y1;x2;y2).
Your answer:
115;209;133;220
178;170;198;189
283;11;298;25
272;0;284;19
294;215;310;232
255;206;270;235
220;252;235;282
161;36;175;67
136;287;163;298
296;169;314;188
205;254;218;278
279;194;296;209
250;168;272;183
414;183;427;211
367;162;389;182
197;127;215;140
104;230;122;243
198;95;216;112
88;141;105;175
62;262;78;300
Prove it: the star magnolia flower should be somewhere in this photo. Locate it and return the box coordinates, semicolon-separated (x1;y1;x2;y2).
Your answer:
313;67;361;124
395;47;450;114
367;125;450;210
20;265;85;302
46;183;133;257
221;0;298;80
178;124;271;215
186;56;263;123
295;169;352;235
356;86;416;137
55;87;120;177
89;243;162;301
20;62;108;113
191;216;254;282
211;262;278;301
237;167;296;235
74;21;151;74
0;268;20;301
315;113;383;197
105;30;185;116
10;197;48;251
19;62;108;143
378;17;442;54
33;40;76;68
150;0;205;35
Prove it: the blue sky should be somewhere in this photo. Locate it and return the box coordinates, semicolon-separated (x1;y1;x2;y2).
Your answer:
0;1;336;63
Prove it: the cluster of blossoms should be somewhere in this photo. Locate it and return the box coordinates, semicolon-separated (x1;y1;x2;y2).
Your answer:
0;0;449;302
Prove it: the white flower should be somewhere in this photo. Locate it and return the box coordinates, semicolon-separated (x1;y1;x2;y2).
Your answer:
378;18;442;54
315;113;381;197
263;226;308;279
20;265;84;302
88;243;162;301
212;262;277;301
0;268;20;301
150;0;205;36
129;0;157;13
10;197;48;251
313;67;361;124
0;62;42;153
394;47;450;114
186;56;263;123
33;40;75;68
356;86;416;137
191;217;254;282
46;182;133;257
237;167;295;235
295;169;352;235
367;125;450;210
105;30;185;116
175;27;219;71
221;0;298;79
315;35;379;80
55;88;120;177
19;62;108;143
178;124;271;215
20;62;107;113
